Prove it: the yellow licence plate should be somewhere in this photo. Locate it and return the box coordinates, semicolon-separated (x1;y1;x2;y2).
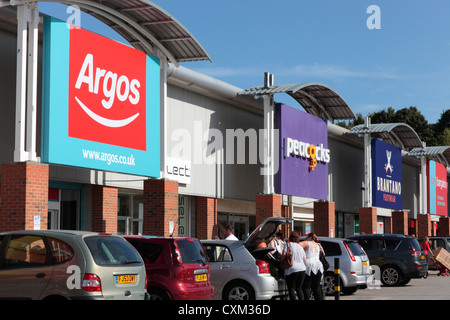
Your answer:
195;274;207;282
116;274;136;284
362;261;368;267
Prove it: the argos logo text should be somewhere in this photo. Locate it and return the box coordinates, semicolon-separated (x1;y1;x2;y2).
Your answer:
68;28;147;150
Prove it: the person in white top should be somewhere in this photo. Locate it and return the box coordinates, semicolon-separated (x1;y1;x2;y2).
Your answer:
224;225;239;240
268;230;285;259
283;231;306;300
300;233;324;300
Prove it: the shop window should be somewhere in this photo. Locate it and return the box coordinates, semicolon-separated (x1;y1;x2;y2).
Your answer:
118;193;143;235
217;213;250;240
294;220;314;237
47;186;82;231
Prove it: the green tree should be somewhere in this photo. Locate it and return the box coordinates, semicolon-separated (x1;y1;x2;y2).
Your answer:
432;109;450;145
392;106;437;146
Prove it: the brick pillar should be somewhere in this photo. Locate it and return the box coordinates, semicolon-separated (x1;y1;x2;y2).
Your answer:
417;214;431;238
384;216;393;234
281;205;290;238
91;185;118;234
439;217;450;236
196;197;217;239
143;179;178;237
314;201;335;237
255;194;282;226
0;162;49;231
359;207;377;234
392;211;408;235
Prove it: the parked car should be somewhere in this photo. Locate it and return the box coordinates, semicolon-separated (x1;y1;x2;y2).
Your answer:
124;236;214;300
301;237;372;295
0;230;148;300
348;234;428;286
201;217;291;300
418;236;450;269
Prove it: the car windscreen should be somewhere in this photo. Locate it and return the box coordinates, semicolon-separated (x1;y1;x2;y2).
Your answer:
176;239;207;265
346;241;365;256
85;236;143;266
410;238;422;252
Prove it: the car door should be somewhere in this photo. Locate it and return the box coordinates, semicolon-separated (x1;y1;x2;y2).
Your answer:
0;234;53;299
203;243;233;295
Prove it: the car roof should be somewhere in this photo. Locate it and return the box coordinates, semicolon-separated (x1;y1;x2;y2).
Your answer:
200;240;244;249
423;236;450;239
348;234;414;239
0;229;106;237
123;235;200;241
300;236;356;243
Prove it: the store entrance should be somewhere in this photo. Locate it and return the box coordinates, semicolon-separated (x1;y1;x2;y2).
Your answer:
229;214;249;241
47;187;81;230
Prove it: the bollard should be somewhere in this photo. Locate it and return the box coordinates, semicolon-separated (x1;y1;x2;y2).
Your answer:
334;257;340;300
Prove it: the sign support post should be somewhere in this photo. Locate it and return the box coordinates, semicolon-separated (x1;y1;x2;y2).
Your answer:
363;116;372;208
14;2;39;162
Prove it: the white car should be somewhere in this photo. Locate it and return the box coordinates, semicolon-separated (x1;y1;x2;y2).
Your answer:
201;217;291;300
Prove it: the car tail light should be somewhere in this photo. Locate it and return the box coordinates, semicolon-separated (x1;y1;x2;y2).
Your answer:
411;250;421;257
358;243;368;257
255;260;270;274
82;274;102;292
171;242;183;266
145;273;148;290
343;242;356;262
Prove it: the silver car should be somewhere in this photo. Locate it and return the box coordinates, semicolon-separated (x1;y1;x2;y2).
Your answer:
317;237;372;295
201;217;291;300
0;230;148;300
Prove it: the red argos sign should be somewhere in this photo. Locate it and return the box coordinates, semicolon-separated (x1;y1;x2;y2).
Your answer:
68;28;147;150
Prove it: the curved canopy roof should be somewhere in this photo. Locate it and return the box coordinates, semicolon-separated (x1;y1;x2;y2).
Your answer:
408;146;450;166
347;123;423;150
239;82;356;122
1;0;211;66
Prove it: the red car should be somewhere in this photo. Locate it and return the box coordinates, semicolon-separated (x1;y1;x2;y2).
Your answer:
124;236;214;300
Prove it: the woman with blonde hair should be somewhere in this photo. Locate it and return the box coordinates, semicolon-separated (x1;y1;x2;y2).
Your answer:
300;233;324;300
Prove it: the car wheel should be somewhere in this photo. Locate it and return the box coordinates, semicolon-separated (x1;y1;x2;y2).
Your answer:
148;289;170;300
223;282;255;300
323;272;337;296
381;266;402;286
342;286;358;295
400;277;411;286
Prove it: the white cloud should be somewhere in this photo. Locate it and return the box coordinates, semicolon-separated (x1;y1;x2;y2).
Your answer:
192;63;399;80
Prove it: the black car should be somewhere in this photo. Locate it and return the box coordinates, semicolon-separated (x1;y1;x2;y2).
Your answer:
347;234;428;286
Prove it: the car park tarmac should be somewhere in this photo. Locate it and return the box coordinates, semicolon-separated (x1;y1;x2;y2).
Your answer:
326;270;450;300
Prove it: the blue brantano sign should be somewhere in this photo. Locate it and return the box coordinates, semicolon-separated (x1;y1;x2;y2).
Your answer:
371;139;403;210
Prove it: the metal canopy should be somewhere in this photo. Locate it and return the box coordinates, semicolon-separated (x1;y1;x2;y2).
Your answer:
239;82;356;121
1;0;212;66
347;122;423;150
408;146;450;167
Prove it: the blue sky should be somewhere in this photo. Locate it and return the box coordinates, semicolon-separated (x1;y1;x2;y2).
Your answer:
40;1;450;124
